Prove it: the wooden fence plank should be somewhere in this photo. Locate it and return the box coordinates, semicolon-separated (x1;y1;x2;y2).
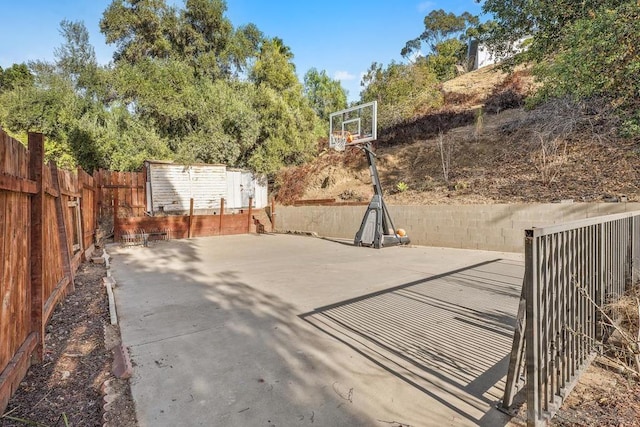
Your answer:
50;162;75;294
0;192;9;372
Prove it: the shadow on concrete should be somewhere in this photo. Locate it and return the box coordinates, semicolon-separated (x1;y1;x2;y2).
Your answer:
110;237;380;426
299;259;522;427
319;236;356;247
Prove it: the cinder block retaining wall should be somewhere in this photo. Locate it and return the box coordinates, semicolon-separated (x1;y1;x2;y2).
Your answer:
275;203;640;253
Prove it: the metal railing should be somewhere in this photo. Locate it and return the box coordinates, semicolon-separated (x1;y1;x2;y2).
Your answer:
502;211;640;426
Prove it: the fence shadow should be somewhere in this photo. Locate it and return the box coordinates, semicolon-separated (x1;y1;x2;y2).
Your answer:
299;259;523;427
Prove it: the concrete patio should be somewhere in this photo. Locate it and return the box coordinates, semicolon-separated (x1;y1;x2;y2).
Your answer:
109;234;524;426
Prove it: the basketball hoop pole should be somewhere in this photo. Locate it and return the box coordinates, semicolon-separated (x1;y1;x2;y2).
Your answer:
353;141;409;248
329;101;409;248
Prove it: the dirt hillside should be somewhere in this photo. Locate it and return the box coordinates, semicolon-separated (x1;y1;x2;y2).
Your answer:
277;67;640;205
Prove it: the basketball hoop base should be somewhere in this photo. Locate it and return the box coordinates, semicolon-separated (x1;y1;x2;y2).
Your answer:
354;194;410;248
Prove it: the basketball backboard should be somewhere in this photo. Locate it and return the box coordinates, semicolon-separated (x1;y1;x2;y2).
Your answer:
329;101;377;151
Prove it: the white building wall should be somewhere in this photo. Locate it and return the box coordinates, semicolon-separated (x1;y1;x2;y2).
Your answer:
148;163;226;213
226;170;268;209
147;161;268;214
468;37;531;70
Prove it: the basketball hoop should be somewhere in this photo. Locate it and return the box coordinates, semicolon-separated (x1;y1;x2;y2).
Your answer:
329;101;377;152
330;131;350;152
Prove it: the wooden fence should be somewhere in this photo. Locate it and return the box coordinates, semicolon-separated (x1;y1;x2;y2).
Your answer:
1;131;264;413
501;212;640;426
95;169;146;222
1;130;264;413
0;130;97;414
114;198;256;241
92;169;260;240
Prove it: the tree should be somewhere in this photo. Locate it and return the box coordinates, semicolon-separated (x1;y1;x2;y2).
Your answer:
247;38;320;174
2;0;323;175
272;37;293;61
249;38;297;91
401;9;478;80
55;20;97;79
0;61;80;168
100;0;261;78
303;68;347;122
532;3;640;105
248;84;319;175
175;80;261;167
479;0;622;61
0;63;33;92
226;23;263;76
360;61;442;128
424;38;468;81
100;0;176;63
401;9;478;58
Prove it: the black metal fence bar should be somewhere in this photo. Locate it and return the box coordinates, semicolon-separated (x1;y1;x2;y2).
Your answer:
503;210;640;426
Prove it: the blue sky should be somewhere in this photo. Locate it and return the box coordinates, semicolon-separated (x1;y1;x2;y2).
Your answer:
0;0;484;101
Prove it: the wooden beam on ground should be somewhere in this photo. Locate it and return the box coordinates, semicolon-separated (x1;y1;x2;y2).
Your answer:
293;198;336;206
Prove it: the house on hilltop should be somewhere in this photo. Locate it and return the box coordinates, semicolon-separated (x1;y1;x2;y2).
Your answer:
467;37;530;70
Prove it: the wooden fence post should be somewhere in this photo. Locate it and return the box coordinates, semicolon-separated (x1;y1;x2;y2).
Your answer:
219;198;225;235
271;199;276;232
114;191;119;242
94;169;102;223
247;197;253;233
28;133;45;361
188;198;194;238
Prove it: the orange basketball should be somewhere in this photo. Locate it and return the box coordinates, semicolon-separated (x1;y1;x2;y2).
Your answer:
396;228;406;237
346;133;354;143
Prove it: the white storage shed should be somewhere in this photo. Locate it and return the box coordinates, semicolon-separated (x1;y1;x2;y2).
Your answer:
144;161;267;215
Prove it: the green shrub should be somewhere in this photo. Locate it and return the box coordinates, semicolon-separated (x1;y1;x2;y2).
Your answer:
396;181;409;192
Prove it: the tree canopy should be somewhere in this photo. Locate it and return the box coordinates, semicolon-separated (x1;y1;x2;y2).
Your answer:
360;60;442;128
402;9;478;58
476;0;640;136
303;68;347;123
0;0;339;175
480;0;624;61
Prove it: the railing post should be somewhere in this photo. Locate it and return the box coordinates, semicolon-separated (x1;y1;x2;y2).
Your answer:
524;229;542;426
28;133;45;361
596;222;605;343
502;282;527;410
630;217;637;287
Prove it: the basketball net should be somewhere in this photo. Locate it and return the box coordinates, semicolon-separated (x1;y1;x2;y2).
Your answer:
330;131;352;152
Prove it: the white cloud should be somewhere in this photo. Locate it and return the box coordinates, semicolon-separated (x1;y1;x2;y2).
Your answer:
334;70;356;81
417;1;435;13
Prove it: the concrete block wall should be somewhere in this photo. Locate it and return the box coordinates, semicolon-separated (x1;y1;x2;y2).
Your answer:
275;203;640;253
